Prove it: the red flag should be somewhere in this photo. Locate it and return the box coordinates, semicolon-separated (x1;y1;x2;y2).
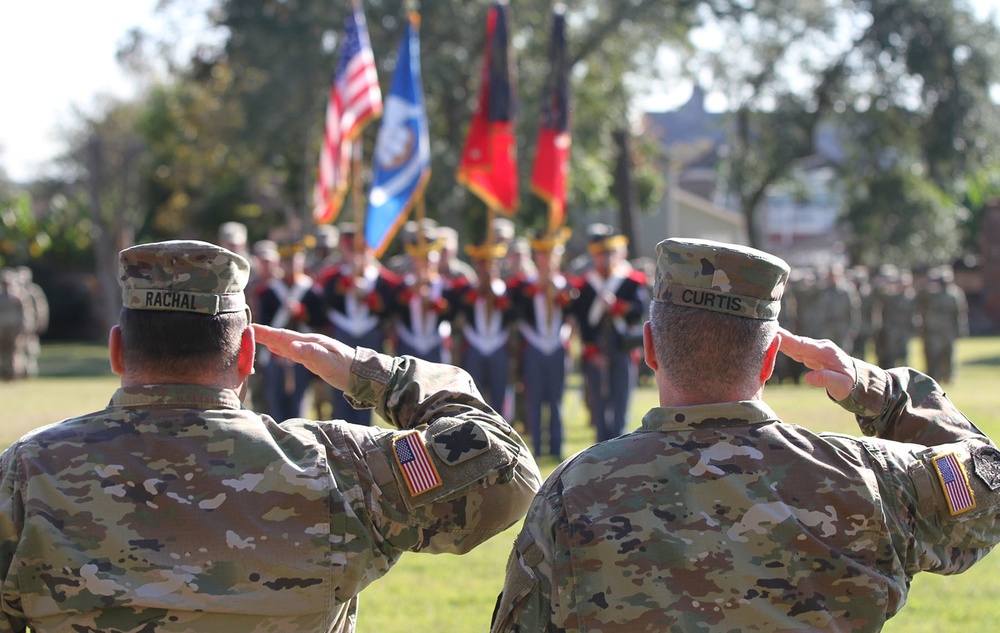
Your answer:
313;0;383;224
530;7;571;231
456;2;518;216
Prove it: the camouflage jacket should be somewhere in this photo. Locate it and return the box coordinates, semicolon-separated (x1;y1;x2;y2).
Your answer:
0;348;541;632
492;360;1000;632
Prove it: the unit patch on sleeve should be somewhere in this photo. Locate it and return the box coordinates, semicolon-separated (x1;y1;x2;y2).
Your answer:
432;421;490;465
933;452;976;515
393;431;442;496
972;445;1000;491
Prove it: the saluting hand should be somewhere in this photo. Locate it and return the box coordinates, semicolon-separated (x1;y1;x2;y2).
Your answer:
777;328;857;401
253;324;354;391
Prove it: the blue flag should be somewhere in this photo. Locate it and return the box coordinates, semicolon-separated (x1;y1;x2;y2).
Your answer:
366;14;431;257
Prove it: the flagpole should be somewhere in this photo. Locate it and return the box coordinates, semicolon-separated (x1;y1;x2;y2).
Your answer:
486;204;496;322
351;142;366;266
415;197;429;317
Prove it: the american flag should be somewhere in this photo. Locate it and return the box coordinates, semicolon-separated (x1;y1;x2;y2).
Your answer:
934;453;975;514
314;0;383;224
393;432;442;496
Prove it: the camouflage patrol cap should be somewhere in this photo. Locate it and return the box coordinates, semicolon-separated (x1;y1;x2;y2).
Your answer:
218;221;248;246
653;238;790;320
118;240;250;316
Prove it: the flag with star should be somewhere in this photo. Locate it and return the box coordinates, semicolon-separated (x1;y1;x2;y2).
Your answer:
313;0;383;225
393;432;442;496
456;1;519;216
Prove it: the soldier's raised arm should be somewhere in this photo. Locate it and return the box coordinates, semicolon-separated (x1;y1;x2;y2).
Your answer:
255;324;542;557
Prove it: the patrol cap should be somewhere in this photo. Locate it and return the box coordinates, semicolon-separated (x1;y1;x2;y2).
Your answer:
119;240;250;316
218;221;248;246
652;238;790;320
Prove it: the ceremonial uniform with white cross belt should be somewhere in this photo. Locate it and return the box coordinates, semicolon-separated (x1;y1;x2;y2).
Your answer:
256;241;329;422
569;225;648;442
391;225;452;363
509;229;576;458
319;224;401;426
450;241;518;420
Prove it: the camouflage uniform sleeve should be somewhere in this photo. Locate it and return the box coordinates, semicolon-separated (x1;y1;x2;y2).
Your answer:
490;472;564;633
0;445;28;632
342;347;542;556
835;359;1000;575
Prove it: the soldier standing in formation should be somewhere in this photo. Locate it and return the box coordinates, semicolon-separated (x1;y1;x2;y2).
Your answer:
0;239;541;632
391;223;451;363
570;224;648;442
437;225;477;285
493;237;1000;632
318;224;400;425
917;264;969;383
307;224;341;277
256;240;328;421
874;265;917;368
814;263;861;351
450;241;517;420
509;229;576;459
849;265;875;360
0;269;25;381
14;267;49;379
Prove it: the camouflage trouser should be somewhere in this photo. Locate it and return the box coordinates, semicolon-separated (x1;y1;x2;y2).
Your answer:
0;332;22;381
923;337;957;383
22;333;40;378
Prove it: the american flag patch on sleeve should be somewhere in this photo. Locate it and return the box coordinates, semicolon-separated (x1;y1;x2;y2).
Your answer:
933;452;976;515
393;431;442;496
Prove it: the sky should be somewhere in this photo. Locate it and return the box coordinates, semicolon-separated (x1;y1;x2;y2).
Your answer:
0;0;202;182
1;1;999;184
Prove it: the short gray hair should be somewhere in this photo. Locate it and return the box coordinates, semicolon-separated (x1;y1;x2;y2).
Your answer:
648;301;777;398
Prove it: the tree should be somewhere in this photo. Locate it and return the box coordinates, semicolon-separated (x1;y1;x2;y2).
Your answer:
697;0;1000;260
54;98;149;334
143;0;700;245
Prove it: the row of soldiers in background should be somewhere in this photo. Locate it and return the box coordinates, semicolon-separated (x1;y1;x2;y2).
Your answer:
0;267;49;382
218;218;648;460
772;261;969;385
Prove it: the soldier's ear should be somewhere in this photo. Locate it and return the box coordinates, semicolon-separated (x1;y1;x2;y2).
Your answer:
643;321;659;371
237;325;255;377
109;325;125;376
760;331;780;384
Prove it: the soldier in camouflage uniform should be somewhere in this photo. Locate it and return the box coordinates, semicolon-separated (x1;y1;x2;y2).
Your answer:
850;265;875;361
0;240;541;633
814;263;861;351
0;270;25;382
492;237;1000;632
14;266;48;379
917;264;969;383
874;266;917;368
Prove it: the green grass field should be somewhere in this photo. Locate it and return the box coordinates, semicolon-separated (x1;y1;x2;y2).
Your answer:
2;338;1000;631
